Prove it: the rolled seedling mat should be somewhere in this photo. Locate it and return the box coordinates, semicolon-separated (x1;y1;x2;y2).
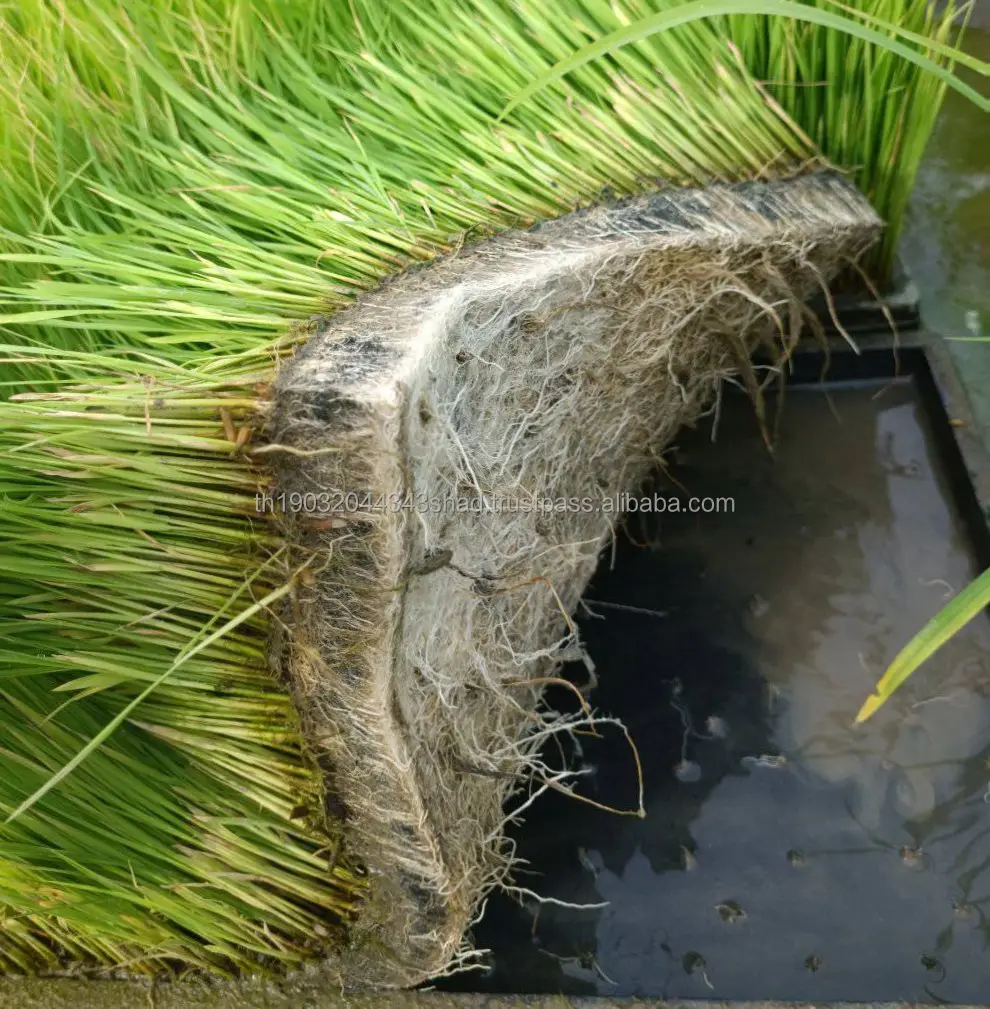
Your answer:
266;172;881;986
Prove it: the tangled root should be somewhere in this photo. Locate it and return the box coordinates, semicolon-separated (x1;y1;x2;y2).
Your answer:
266;173;881;987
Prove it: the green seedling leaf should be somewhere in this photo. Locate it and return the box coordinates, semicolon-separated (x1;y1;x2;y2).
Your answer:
856;567;990;722
501;0;990;120
5;569;292;824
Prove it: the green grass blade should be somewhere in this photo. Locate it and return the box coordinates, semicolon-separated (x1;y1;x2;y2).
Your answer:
500;0;989;119
5;577;292;824
856;567;990;723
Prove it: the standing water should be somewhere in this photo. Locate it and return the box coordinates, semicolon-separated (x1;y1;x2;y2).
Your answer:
442;358;990;1002
901;8;990;435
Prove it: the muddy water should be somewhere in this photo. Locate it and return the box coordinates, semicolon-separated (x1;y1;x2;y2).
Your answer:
443;378;990;1001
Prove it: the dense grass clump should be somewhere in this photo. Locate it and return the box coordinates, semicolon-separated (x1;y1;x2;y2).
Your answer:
0;0;980;976
0;353;363;972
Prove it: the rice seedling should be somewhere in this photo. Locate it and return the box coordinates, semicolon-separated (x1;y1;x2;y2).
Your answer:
0;350;364;973
0;0;983;980
856;567;990;722
728;0;981;275
506;0;987;277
